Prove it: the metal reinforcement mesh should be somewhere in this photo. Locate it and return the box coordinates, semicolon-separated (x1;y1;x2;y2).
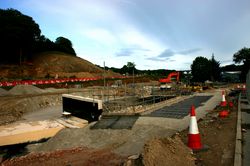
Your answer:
247;69;250;103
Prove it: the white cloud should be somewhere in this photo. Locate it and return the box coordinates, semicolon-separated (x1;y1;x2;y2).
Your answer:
5;0;250;70
83;28;117;46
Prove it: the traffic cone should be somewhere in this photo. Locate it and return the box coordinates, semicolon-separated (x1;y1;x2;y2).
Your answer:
219;110;229;118
188;105;202;150
220;91;227;107
229;101;234;108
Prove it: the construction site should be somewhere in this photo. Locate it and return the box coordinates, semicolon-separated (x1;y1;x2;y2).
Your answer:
0;69;248;166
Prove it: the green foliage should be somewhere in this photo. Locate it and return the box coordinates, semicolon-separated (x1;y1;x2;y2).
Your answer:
106;64;174;78
233;47;250;64
0;8;41;64
210;55;221;81
233;47;250;81
120;62;136;75
55;37;76;55
0;8;76;65
191;57;211;82
191;56;221;82
126;62;135;68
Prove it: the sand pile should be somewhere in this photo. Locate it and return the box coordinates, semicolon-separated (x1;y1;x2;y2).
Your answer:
8;85;44;95
0;88;8;96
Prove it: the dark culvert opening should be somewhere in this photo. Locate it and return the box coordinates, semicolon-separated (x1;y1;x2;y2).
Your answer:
62;96;102;122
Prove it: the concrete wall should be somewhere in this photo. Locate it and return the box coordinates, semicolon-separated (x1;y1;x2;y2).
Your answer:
62;94;103;122
247;69;250;102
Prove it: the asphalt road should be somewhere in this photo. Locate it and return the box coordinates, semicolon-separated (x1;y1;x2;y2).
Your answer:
145;95;213;119
91;95;213;129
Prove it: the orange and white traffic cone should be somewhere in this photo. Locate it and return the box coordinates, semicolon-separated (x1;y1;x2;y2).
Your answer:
229;101;234;108
219;110;229;118
220;91;227;107
188;105;202;150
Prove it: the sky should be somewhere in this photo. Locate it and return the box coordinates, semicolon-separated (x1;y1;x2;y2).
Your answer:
1;0;250;70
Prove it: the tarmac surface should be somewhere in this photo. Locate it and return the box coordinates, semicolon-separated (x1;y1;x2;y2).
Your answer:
145;95;213;119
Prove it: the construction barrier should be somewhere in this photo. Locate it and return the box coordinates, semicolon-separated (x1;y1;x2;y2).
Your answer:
0;76;127;87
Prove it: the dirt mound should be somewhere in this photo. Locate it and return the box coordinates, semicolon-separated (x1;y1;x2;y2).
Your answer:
32;52;103;77
0;51;120;79
2;147;126;166
1;135;195;166
0;88;8;96
142;135;195;166
8;85;44;95
0;94;61;125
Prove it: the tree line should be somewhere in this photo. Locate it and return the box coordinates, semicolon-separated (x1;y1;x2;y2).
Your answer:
2;9;249;82
191;48;250;82
106;47;250;83
0;8;76;65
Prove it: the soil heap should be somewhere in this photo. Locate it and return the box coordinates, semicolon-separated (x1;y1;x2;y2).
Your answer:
8;85;44;95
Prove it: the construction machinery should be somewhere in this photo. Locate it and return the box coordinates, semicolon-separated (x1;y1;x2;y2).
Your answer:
159;72;180;89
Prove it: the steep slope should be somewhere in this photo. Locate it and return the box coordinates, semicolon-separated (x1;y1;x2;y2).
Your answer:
32;52;104;78
0;51;119;79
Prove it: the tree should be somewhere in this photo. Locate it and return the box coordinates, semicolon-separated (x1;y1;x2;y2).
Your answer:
191;55;221;82
120;62;136;75
0;9;77;64
191;56;211;82
233;47;250;81
126;62;136;75
55;37;76;55
0;8;41;64
209;54;221;81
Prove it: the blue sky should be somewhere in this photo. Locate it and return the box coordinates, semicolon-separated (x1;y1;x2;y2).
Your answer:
1;0;250;70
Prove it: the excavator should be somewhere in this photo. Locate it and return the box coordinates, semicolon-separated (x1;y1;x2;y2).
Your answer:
159;71;180;89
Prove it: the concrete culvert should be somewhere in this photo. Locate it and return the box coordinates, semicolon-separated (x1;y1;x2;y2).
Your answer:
62;94;102;122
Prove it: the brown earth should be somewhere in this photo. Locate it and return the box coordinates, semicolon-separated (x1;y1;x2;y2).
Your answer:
1;147;127;166
0;51;119;80
142;135;195;166
1;95;237;166
0;89;237;165
1;135;196;166
180;98;237;166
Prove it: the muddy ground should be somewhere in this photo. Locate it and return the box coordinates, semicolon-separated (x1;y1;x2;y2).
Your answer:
179;96;237;166
1;93;237;166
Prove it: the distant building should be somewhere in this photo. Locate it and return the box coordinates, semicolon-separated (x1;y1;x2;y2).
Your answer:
221;71;241;82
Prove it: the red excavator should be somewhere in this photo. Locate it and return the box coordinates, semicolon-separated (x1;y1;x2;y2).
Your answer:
159;71;180;89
